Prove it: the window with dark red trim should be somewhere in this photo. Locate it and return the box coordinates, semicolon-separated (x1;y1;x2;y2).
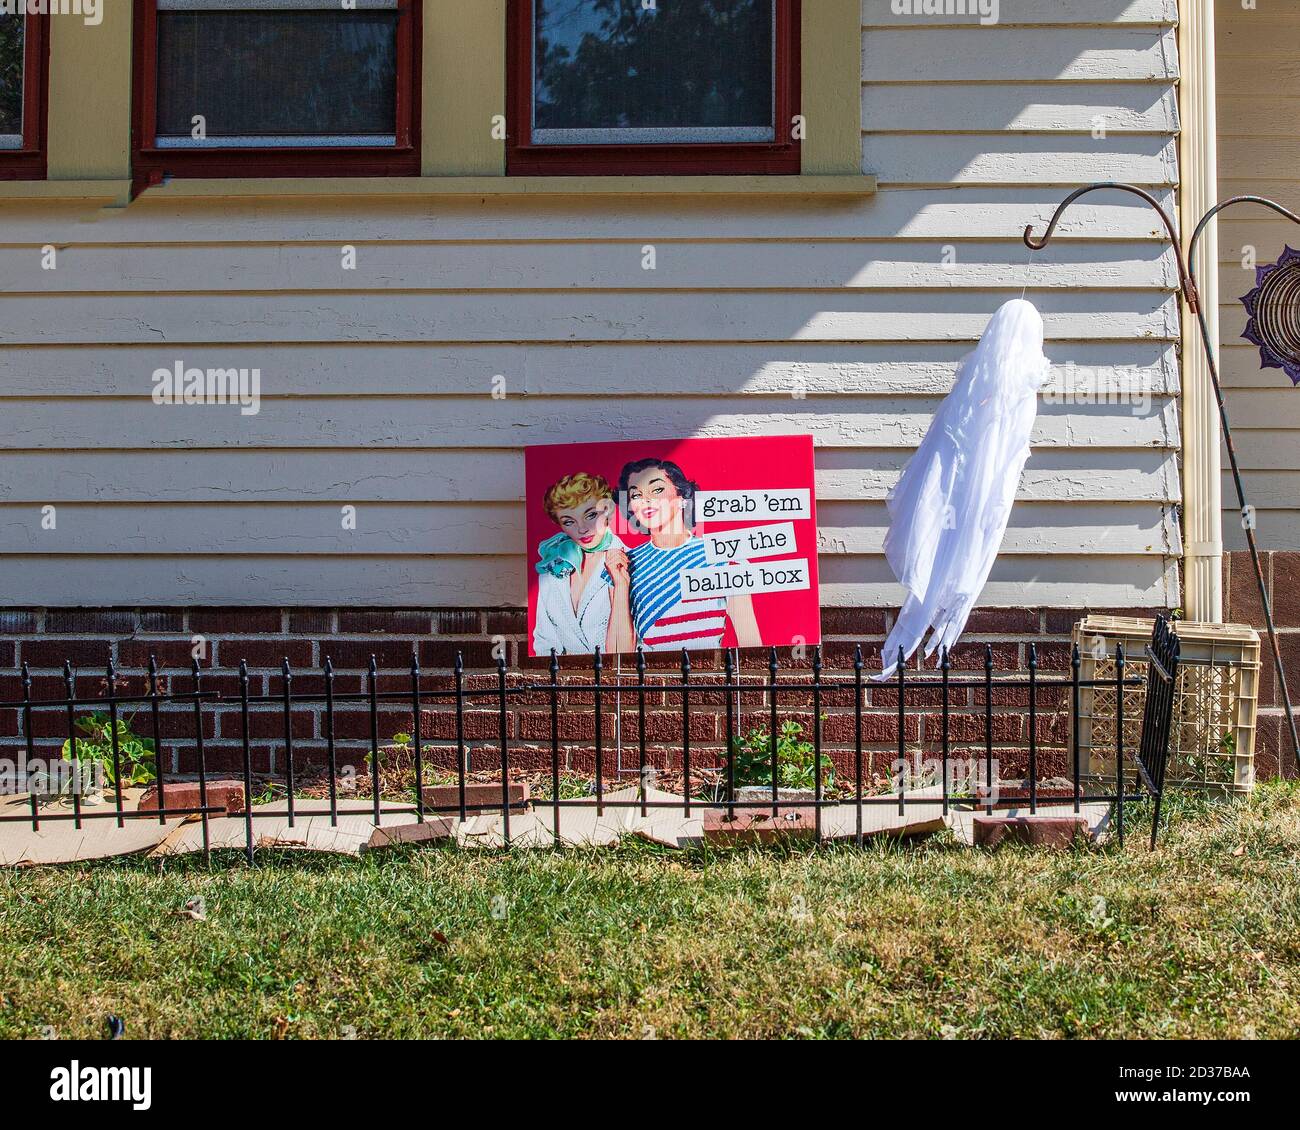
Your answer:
132;0;420;187
0;9;49;181
508;0;800;176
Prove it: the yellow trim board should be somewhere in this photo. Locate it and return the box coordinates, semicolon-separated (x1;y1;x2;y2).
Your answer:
0;180;132;203
801;0;863;176
46;5;133;180
423;0;506;176
131;174;876;201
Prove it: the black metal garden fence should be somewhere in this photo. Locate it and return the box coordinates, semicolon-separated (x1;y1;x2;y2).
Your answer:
0;617;1182;862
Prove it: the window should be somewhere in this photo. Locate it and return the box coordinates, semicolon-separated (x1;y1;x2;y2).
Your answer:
0;9;48;180
132;0;420;183
508;0;800;175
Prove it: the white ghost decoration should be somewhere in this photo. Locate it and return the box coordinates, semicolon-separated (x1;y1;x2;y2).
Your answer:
878;299;1051;679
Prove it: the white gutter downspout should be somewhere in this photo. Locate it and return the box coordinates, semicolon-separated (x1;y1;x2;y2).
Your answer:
1179;0;1224;621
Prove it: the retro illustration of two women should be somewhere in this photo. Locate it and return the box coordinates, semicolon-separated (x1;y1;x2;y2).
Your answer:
532;459;761;656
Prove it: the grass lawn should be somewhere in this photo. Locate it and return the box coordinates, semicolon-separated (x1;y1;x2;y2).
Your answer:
1;784;1297;1040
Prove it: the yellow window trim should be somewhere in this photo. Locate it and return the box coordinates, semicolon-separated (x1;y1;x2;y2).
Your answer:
6;176;874;205
133;174;874;201
37;0;863;193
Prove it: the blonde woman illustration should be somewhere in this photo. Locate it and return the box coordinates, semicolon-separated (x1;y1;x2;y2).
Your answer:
532;472;631;656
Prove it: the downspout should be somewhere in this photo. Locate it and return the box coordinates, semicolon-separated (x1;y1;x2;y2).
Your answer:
1178;0;1223;622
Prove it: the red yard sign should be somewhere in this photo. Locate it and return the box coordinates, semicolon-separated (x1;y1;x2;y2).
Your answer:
525;435;820;658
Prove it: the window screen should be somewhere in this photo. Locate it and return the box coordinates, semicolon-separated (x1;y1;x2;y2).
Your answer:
532;0;775;145
154;1;401;147
0;12;24;148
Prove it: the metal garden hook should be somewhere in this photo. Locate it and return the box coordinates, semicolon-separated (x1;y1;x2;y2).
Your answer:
1024;183;1300;769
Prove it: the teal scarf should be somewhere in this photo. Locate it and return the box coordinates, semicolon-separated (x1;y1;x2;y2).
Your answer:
535;530;612;577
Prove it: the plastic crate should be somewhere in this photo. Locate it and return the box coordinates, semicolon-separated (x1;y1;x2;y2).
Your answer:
1071;615;1260;794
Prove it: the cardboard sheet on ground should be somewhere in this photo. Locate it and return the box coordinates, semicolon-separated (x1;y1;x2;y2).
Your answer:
456;787;644;849
636;787;948;848
1;787;1116;861
0;790;178;865
150;799;443;858
456;788;951;849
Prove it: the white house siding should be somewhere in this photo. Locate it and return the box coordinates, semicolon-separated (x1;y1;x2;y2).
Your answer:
0;0;1183;609
1216;0;1300;552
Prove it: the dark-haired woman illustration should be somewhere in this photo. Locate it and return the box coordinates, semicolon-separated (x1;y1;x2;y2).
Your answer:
605;458;760;652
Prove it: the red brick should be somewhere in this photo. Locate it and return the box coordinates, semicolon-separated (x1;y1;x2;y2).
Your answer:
218;640;314;669
0;673;64;700
139;778;245;816
173;747;274;775
338;610;432;634
217;709;315;740
420;641;503;669
817;641;874;669
1252;714;1293;779
421;782;529;813
925;713;1022;744
819;607;888;636
21;639;112;669
117;640;213;669
821;711;920;744
364;819;456;849
1271;633;1300;710
27;709;215;740
434;611;482;635
871;685;947;708
1030;642;1073;671
190;608;283;634
1270;553;1300;628
1226;552;1268;628
317;640;421;670
974;683;1071;710
0;642;13;667
178;672;247;698
288;609;334;633
963;609;1042;634
139;609;186;632
484;610;528;635
464;743;527;774
0;611;39;634
419;708;502;741
973;813;1091;849
518;710;614;742
702;806;816;844
619;710;719;744
519;650;612;674
44;609;135;634
947;642;1020;670
1033;714;1071;746
327;709;416;740
276;673;361;695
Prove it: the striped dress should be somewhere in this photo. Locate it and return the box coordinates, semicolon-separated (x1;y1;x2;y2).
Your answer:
628;537;728;651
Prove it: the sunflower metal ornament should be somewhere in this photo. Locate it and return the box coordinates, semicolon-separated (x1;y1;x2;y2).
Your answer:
1240;244;1300;386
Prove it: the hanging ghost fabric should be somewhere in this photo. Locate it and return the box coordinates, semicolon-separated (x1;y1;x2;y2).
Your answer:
877;299;1051;679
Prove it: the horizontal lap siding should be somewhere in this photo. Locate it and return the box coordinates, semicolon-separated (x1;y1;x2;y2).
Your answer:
1215;2;1300;553
0;3;1182;609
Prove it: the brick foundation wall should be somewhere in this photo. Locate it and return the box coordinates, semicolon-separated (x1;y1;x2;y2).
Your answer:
1;603;1239;793
1224;551;1300;778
